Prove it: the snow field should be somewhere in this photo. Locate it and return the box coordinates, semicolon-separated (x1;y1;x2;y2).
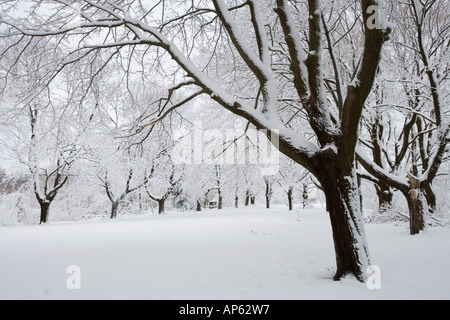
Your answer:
0;205;449;300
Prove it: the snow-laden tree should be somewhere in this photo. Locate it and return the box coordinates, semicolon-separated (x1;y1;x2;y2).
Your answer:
275;154;310;211
145;147;183;215
0;0;392;281
0;38;86;224
357;0;450;234
83;85;157;219
98;146;151;219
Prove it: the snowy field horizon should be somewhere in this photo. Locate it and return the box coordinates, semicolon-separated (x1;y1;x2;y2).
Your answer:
1;204;449;300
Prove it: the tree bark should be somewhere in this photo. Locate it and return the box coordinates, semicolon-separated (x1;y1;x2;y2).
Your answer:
404;175;425;235
39;200;51;225
423;184;436;214
110;201;119;219
315;157;370;282
405;190;425;235
196;200;202;212
265;180;271;209
302;183;308;209
235;195;239;208
245;190;250;206
287;188;293;211
217;190;223;210
158;198;166;215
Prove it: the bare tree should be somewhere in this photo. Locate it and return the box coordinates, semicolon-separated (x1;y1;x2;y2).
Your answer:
275;155;310;211
100;166;150;219
145;153;179;215
0;37;82;224
28;104;75;224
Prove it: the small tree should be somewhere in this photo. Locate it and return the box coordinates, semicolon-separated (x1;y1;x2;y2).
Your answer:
145;156;179;215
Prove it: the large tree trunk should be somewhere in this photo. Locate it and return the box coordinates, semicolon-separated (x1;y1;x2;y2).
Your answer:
405;190;425;235
423;184;436;214
39;200;51;225
245;190;250;206
375;183;393;213
403;175;426;235
196;200;202;212
158;198;166;215
287;188;293;211
316;161;370;282
110;201;119;219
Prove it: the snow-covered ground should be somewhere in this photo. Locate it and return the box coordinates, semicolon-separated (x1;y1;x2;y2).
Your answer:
0;205;449;300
